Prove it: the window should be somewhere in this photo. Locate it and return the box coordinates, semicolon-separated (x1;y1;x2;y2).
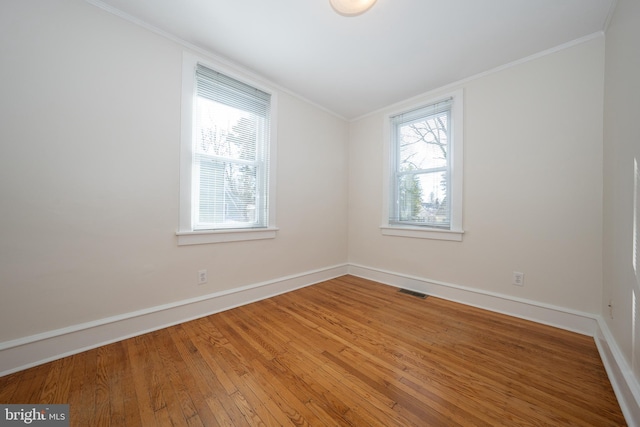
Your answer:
382;90;463;241
178;54;277;245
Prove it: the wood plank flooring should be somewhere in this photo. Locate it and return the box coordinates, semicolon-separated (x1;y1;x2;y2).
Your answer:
0;275;626;426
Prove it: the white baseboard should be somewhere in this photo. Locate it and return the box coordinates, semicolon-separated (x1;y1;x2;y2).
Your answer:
595;318;640;426
0;264;348;377
348;264;598;335
347;263;640;427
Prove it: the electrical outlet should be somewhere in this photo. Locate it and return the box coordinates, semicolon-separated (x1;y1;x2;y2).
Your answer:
512;271;524;286
198;269;208;285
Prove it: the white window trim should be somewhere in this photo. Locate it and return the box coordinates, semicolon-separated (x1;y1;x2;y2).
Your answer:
381;89;464;242
177;52;278;245
176;228;278;246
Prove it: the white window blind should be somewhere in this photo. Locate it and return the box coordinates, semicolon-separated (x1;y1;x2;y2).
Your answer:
390;98;453;229
193;64;271;230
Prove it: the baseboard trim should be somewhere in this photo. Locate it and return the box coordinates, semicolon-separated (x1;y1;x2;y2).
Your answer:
595;318;640;426
347;263;640;426
0;264;348;377
348;264;598;335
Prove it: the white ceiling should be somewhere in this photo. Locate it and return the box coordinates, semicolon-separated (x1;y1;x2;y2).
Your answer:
90;0;615;119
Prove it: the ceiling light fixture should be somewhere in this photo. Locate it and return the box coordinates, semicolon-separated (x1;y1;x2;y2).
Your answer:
329;0;377;16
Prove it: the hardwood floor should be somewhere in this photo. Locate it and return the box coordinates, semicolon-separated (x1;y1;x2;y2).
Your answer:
0;275;626;426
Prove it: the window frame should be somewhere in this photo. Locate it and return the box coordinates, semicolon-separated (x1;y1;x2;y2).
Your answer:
177;53;278;245
381;90;464;242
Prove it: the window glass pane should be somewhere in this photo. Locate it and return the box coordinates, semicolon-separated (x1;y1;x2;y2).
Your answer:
419;171;449;226
197;157;258;226
195;97;257;160
398;112;448;171
397;171;449;227
397;173;423;221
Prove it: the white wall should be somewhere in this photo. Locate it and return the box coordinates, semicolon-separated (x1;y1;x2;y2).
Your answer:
603;0;640;385
0;0;348;343
348;37;605;314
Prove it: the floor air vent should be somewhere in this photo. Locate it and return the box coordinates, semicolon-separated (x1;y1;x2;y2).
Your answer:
398;289;428;299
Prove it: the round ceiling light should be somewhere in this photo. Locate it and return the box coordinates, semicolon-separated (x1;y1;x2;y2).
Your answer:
329;0;377;16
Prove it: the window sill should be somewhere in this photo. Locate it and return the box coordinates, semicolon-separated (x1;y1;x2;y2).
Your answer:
176;227;278;245
380;226;464;242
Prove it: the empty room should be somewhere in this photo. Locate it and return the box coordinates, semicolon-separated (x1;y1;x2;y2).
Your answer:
1;0;639;425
